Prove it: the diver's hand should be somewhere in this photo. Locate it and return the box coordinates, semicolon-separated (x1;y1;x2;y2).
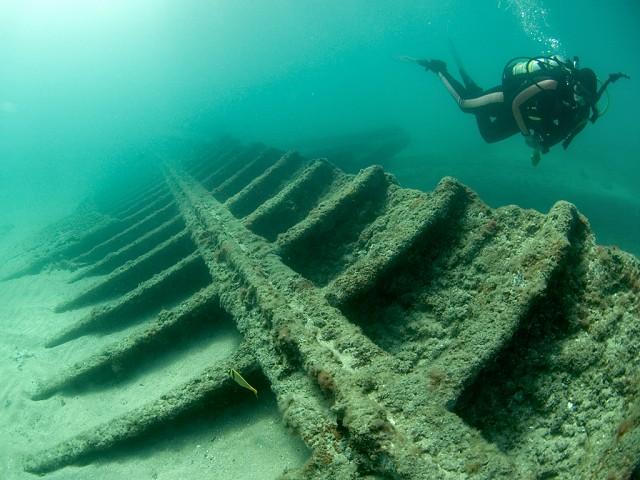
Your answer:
525;134;546;166
609;72;630;82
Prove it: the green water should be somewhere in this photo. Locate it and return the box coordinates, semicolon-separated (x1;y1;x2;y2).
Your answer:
1;0;638;254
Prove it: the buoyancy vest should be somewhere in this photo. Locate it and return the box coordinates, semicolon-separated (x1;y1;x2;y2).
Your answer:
502;55;579;102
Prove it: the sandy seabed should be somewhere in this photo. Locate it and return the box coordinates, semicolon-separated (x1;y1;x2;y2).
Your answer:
0;236;308;480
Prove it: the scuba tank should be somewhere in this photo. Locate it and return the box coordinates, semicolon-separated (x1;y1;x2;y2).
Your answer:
503;55;594;152
502;55;580;99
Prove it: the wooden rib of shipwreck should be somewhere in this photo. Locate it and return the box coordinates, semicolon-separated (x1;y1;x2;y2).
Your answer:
7;138;640;479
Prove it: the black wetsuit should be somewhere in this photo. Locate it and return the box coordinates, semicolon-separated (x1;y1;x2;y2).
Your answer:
435;67;590;152
521;82;590;152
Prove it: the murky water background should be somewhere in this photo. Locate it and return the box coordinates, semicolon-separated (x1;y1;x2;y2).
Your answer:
1;0;638;252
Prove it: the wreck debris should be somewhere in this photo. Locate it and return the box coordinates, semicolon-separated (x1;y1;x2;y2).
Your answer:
5;139;639;479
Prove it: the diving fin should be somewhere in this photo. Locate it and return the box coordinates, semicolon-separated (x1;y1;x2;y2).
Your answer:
448;39;482;95
448;38;463;72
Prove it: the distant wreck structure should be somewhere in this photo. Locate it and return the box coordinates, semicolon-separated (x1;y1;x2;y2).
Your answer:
8;138;640;479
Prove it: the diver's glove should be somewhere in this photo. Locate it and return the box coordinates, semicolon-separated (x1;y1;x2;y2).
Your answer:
609;72;630;82
525;134;547;166
591;72;630;123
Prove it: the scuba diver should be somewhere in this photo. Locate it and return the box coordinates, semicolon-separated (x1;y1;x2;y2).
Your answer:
406;54;629;165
